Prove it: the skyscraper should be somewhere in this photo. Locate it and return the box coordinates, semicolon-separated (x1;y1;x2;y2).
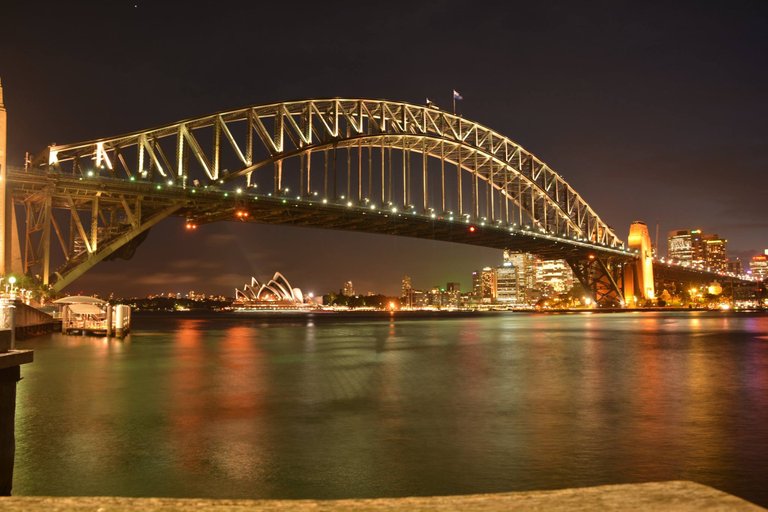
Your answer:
401;275;413;308
703;235;727;272
503;250;537;301
668;229;705;265
342;281;355;296
537;259;574;295
494;262;520;304
668;229;728;271
401;275;412;297
480;267;495;303
471;271;482;302
445;282;461;307
727;258;743;275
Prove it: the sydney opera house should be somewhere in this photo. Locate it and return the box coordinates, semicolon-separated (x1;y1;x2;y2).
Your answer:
234;272;314;310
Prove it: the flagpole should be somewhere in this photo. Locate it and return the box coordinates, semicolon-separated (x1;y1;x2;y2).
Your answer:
452;93;455;115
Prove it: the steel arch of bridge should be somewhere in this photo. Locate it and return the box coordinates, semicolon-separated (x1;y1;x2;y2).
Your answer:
19;98;630;300
40;99;621;245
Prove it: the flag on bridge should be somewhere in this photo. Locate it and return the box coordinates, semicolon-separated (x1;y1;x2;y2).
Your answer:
452;89;463;114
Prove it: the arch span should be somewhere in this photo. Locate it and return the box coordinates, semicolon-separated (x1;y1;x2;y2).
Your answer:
39;99;621;247
15;99;630;298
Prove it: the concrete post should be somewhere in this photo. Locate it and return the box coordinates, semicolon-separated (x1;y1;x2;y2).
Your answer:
7;304;13;350
0;365;19;495
61;305;68;334
105;305;112;338
115;305;124;338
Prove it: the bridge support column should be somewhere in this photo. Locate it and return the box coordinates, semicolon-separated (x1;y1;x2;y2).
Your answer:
42;193;52;285
567;254;626;308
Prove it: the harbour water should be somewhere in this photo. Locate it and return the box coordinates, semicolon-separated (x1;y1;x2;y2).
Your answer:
12;311;768;505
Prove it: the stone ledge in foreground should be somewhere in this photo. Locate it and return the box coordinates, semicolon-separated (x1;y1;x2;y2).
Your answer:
0;481;764;511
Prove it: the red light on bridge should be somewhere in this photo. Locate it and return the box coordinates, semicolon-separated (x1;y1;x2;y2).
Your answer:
468;225;476;233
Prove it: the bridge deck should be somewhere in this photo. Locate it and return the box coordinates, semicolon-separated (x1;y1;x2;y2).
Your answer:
9;170;635;261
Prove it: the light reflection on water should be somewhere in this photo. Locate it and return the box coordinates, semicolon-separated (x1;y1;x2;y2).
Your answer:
12;311;768;505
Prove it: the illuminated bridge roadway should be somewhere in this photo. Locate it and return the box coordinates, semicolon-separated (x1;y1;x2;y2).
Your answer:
2;99;757;305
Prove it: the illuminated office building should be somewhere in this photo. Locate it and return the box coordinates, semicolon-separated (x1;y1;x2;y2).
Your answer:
471;271;481;301
503;250;538;298
703;235;728;272
494;262;521;304
667;229;705;265
480;267;495;303
537;259;574;295
750;255;768;281
445;282;461;307
668;229;729;271
401;275;413;307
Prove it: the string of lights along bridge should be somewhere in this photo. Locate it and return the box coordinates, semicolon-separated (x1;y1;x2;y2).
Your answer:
0;93;757;306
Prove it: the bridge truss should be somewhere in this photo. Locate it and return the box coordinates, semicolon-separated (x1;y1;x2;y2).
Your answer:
16;99;633;303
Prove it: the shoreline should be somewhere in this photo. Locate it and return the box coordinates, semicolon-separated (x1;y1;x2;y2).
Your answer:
129;307;768;323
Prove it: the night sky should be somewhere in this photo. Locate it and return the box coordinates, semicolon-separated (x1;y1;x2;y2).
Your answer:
2;1;766;297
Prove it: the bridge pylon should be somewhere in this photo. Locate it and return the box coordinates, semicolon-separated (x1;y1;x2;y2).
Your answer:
623;221;655;306
0;79;23;276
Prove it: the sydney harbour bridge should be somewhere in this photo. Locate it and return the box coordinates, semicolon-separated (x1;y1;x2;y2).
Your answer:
0;95;755;306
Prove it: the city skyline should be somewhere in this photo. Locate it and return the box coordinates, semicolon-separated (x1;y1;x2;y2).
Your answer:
2;1;766;296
